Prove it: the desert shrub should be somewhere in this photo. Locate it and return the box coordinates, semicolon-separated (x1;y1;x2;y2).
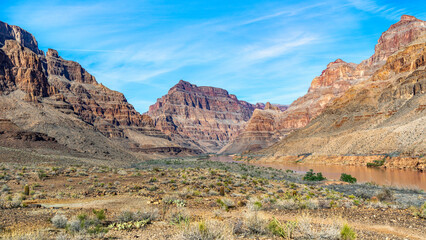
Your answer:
304;199;320;209
69;212;109;234
245;212;268;235
135;208;159;223
340;173;357;183
303;169;326;181
37;170;47;180
117;211;134;223
52;214;68;228
340;223;357;240
93;209;106;221
247;198;263;211
366;158;385;168
413;202;426;219
170;209;190;225
296;216;340;239
180;220;230;240
163;195;186;207
216;198;235;211
268;217;297;239
56;233;70;240
376;188;395;202
274;199;299;210
232;219;245;235
69;219;82;232
1;184;10;194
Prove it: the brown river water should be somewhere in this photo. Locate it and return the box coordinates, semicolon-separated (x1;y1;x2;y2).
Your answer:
209;156;426;190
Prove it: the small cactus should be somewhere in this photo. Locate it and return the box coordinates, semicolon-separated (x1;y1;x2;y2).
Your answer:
24;185;30;195
219;186;225;196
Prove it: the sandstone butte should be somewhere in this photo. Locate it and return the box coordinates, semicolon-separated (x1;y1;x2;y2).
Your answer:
220;15;426;161
147;80;288;153
0;20;200;164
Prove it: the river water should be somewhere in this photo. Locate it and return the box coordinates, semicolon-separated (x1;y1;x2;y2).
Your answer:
209;156;426;190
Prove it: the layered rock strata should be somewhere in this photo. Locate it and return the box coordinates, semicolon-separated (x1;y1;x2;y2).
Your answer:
0;20;192;162
148;80;286;152
220;15;426;154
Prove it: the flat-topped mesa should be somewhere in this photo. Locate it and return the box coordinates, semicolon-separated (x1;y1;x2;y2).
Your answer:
0;20;43;55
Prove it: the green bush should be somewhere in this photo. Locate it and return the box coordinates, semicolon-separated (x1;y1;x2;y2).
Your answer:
340;173;357;183
93;209;106;221
366;158;385;167
340;223;357;240
268;217;297;239
303;169;326;181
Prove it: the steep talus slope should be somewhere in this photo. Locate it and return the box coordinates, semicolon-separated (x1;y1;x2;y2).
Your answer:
260;40;426;170
220;15;426;155
148;80;286;153
0;20;195;164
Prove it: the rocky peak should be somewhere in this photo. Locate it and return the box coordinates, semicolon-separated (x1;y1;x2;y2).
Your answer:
0;21;43;55
308;59;358;92
46;48;59;58
264;102;280;111
400;15;418;22
46;49;97;84
169;80;230;98
148;80;263;152
362;15;426;68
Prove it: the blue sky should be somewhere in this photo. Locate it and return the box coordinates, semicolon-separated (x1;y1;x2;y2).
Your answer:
1;0;425;112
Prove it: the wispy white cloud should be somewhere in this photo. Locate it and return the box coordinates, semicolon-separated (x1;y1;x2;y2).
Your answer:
240;2;328;26
2;0;422;112
244;36;317;61
348;0;406;20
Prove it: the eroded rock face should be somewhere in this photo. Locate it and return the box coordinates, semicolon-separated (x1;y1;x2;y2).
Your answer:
220;59;364;154
0;20;187;160
0;21;43;55
362;15;426;68
45;49;158;138
148;80;285;152
0;40;55;101
220;15;426;154
261;41;426;162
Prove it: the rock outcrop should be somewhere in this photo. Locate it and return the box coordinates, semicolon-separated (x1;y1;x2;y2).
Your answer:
0;20;194;163
261;40;426;170
220;15;426;154
148;80;286;152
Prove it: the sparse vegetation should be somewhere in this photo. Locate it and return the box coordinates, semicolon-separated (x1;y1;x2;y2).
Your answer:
180;220;230;240
0;158;424;239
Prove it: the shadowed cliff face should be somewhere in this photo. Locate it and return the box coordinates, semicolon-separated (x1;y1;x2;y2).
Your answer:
148;80;287;153
220;15;426;155
0;20;194;161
